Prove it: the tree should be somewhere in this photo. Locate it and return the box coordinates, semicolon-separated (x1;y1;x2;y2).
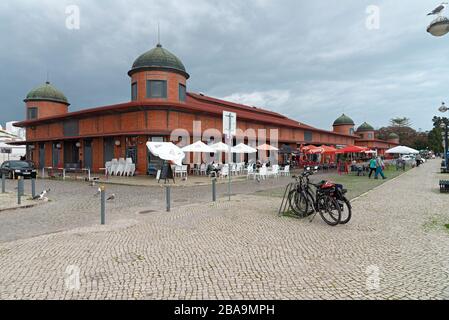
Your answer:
390;117;411;127
428;127;443;153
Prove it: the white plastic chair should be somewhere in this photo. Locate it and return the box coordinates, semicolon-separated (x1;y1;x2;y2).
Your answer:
219;165;229;179
175;165;188;179
200;163;207;175
270;165;280;178
280;165;290;176
247;165;255;179
109;159;118;176
124;158;135;176
255;166;267;180
105;161;112;176
115;158;126;176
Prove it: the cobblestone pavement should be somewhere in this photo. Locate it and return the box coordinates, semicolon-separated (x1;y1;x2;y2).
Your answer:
0;160;448;299
0;175;295;242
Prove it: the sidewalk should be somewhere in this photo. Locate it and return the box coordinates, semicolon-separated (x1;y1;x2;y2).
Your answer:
0;193;38;212
0;160;447;299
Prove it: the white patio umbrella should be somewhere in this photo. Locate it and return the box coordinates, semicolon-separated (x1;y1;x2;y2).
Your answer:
257;143;279;151
181;141;215;153
385;146;419;154
231;143;257;154
146;142;185;166
209;142;231;152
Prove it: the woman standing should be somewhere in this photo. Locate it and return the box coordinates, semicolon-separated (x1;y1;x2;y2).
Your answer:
368;156;377;178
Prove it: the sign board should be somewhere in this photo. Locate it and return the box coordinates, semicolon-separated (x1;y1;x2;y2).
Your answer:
0;147;12;154
223;111;237;137
158;162;175;184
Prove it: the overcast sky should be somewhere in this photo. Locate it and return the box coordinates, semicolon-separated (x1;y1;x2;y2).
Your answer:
0;0;446;131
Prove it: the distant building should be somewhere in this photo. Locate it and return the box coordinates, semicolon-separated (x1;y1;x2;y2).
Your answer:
332;114;399;155
1;121;26;164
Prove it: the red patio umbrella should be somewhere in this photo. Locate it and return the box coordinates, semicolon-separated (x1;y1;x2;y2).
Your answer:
319;145;337;154
335;145;368;154
301;145;317;153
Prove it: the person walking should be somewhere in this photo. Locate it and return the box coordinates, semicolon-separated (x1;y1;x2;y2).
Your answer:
368;156;377;178
374;155;386;179
416;154;422;167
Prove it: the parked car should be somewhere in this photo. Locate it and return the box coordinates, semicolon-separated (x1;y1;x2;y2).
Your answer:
0;160;37;179
401;155;415;162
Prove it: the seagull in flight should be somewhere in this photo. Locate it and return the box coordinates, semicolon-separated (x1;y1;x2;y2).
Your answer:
428;2;448;16
106;194;116;201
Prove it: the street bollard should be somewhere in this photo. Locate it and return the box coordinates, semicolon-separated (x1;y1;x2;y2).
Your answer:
31;178;36;198
20;177;24;196
100;185;105;225
166;185;171;212
212;178;216;202
1;173;5;193
17;176;22;205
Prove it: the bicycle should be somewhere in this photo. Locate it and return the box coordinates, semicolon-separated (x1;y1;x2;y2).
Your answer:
288;167;342;226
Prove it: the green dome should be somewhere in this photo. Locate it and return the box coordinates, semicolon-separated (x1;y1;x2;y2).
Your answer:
388;132;399;139
357;122;374;132
128;43;189;78
24;82;69;105
333;114;355;126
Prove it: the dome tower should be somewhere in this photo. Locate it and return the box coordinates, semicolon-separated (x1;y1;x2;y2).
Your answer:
24;81;69;120
332;114;355;135
356;122;375;140
128;43;189;103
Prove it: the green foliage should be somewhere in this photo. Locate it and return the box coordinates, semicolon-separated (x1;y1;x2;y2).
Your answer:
390;117;411;127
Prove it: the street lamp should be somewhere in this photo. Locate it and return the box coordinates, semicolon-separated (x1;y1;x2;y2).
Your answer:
439;102;449;171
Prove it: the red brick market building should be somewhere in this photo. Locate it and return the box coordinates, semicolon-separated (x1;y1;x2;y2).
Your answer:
14;43;397;174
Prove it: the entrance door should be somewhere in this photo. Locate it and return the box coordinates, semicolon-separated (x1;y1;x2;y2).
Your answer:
84;140;93;169
52;143;60;168
64;141;79;168
39;143;45;169
103;138;114;162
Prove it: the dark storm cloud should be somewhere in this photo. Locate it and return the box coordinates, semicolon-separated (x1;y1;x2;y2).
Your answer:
0;0;446;131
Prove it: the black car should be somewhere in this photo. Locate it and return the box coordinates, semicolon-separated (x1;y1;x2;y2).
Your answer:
0;160;37;179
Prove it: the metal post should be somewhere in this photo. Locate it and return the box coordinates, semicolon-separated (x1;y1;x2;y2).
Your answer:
444;122;449;171
100;185;105;225
20;176;24;196
166;185;171;212
212;178;216;202
17;176;21;205
1;173;5;193
31;178;36;198
228;114;232;201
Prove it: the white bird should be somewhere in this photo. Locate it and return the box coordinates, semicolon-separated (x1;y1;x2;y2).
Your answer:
106;194;116;201
94;187;101;197
428;2;448;16
33;188;50;200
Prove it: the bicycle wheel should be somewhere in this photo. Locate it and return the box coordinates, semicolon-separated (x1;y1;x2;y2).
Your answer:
304;189;315;215
319;196;341;226
338;197;352;224
288;190;308;217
